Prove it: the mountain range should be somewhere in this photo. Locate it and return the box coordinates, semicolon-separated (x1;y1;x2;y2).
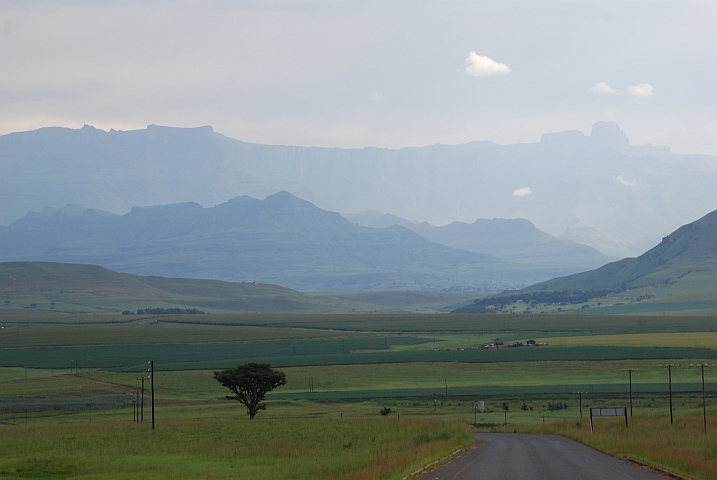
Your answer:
526;208;717;293
453;207;717;314
2;122;717;257
344;211;614;270
0;192;583;291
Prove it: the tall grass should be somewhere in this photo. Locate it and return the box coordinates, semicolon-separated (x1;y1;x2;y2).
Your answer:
518;414;717;480
0;417;473;480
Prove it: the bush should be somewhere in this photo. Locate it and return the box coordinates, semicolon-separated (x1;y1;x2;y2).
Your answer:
379;407;392;416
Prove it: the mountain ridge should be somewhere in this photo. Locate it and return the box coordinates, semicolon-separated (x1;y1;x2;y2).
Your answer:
344;210;615;269
3;122;717;257
0;192;578;291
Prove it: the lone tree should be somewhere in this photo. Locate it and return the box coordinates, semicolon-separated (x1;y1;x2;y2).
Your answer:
214;363;287;419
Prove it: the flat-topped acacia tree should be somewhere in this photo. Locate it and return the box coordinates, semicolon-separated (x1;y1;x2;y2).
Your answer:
214;363;287;419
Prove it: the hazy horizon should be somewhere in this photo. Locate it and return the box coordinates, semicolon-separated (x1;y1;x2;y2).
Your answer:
1;1;716;155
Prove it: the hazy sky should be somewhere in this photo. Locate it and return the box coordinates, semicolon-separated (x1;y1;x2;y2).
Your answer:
1;0;716;154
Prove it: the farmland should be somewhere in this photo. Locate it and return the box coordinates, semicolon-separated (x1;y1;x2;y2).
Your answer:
3;311;717;478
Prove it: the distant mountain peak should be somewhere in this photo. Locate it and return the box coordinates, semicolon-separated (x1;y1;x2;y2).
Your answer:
539;129;586;147
261;190;326;213
590;121;630;150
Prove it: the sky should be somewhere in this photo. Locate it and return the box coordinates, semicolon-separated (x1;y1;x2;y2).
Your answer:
1;0;716;155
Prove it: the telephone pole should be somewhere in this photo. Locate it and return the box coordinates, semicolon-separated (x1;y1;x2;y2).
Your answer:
148;360;155;429
574;391;587;418
623;368;638;416
660;364;679;424
690;364;715;433
137;374;144;423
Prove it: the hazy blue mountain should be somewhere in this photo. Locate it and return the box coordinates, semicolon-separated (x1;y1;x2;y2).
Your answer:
2;122;716;256
0;192;576;291
411;218;615;269
345;211;615;269
344;211;417;230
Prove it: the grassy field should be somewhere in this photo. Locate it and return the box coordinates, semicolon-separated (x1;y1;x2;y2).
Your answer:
536;332;717;349
3;360;716;410
506;414;717;480
4;311;717;478
0;262;482;314
0;417;473;480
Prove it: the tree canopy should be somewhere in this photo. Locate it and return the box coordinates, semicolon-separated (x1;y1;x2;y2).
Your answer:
214;363;287;419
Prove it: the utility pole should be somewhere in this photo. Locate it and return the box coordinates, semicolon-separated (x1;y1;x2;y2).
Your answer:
702;365;707;433
623;368;638;416
574;392;587;418
670;365;673;424
660;364;679;424
690;364;714;433
136;390;139;423
140;376;145;422
149;360;155;430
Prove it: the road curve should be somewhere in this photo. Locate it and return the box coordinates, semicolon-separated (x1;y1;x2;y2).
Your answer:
424;433;664;480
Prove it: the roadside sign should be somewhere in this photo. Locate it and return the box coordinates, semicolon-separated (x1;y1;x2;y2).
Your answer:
589;407;628;432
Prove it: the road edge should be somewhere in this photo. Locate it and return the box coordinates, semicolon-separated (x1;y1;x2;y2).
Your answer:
624;457;692;480
402;442;477;480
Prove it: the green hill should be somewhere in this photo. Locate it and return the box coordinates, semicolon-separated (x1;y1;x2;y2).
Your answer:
0;262;481;314
528;209;717;292
0;262;339;314
453;209;717;314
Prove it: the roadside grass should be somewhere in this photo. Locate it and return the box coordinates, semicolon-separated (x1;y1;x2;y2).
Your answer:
0;417;473;480
512;414;717;480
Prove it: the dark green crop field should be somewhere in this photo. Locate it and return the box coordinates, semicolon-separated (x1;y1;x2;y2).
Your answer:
112;312;717;334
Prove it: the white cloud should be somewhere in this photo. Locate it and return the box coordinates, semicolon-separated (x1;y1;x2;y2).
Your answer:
615;175;636;186
590;82;617;94
627;83;653;98
368;91;384;102
464;52;510;78
513;186;532;197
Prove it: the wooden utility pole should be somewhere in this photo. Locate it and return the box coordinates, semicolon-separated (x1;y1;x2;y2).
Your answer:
150;361;155;430
623;368;638;416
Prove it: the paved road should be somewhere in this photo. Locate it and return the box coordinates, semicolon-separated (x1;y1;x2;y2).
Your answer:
424;433;665;480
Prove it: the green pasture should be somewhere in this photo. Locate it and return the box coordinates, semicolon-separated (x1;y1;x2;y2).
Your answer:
152;312;717;334
0;322;361;349
5;341;717;370
3;359;716;407
535;332;717;349
0;417;473;480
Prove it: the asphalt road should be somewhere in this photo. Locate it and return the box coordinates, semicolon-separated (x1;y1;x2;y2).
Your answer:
424;433;665;480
